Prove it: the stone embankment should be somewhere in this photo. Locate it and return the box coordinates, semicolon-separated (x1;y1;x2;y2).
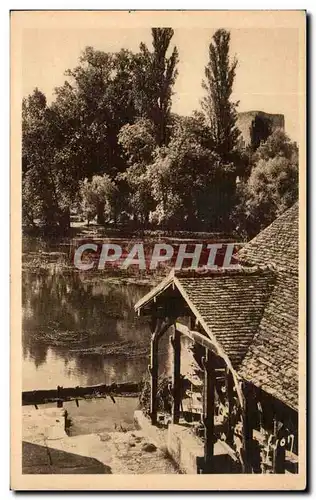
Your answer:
22;398;178;474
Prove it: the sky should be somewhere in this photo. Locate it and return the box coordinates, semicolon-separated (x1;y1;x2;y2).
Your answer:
22;26;301;141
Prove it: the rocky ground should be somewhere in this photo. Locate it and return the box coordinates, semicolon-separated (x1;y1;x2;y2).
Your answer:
22;398;178;474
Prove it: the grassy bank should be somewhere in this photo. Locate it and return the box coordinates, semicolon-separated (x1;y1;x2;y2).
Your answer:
22;224;243;282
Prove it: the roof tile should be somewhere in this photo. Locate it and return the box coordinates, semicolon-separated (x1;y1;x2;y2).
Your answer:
177;272;275;367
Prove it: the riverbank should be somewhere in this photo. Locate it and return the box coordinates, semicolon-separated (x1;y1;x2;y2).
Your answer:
22;224;243;281
24;220;240;242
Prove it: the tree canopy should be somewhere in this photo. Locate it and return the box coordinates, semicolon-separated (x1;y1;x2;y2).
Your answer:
22;28;298;239
234;129;299;237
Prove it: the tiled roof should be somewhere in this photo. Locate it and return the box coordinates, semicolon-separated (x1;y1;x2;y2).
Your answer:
238;203;299;410
238;271;298;409
135;267;276;369
176;271;275;367
135;203;299;410
238;202;298;273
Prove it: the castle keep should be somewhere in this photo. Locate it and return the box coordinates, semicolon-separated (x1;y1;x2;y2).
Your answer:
237;111;285;147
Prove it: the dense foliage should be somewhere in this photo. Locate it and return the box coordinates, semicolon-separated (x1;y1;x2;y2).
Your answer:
22;28;299;238
233;130;299;238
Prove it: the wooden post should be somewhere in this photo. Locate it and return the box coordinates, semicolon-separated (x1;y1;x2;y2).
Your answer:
171;328;181;424
225;368;234;446
203;349;215;472
274;444;286;473
272;420;286;474
150;334;159;425
242;382;253;473
149;317;173;426
57;385;63;408
189;315;196;331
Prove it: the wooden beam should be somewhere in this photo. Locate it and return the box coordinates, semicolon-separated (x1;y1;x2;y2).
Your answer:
175;322;244;414
242;382;253;473
272;419;287;474
189;315;196;330
150;334;159;425
202;350;215;472
274;445;286;474
172;328;181;424
176;322;219;355
150;318;173;425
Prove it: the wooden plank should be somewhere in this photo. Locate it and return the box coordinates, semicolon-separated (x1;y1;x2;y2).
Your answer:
172;328;181;424
219;440;239;463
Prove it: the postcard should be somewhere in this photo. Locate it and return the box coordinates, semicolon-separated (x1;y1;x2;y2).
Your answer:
11;10;306;490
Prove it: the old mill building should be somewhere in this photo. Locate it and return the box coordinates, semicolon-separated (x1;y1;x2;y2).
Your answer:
134;203;299;474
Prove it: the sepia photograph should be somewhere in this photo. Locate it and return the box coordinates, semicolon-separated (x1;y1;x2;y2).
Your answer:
10;10;306;490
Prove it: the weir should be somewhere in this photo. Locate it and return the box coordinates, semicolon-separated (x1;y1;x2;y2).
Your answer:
22;381;141;406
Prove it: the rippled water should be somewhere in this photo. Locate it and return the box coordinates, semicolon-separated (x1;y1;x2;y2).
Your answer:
22;236;198;391
22;268;160;390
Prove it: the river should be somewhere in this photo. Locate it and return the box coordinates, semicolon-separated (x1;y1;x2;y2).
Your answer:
22;234;170;391
23;269;156;390
22;235;200;392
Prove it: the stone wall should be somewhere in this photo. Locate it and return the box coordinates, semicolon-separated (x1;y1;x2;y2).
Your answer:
237;111;285;147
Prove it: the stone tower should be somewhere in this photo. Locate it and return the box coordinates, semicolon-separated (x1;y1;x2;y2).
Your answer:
237;111;285;148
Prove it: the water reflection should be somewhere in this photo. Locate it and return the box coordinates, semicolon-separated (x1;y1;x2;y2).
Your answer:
22;269;157;390
22;235;197;391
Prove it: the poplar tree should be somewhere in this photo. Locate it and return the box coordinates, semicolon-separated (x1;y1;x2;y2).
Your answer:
134;28;179;146
201;29;240;161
